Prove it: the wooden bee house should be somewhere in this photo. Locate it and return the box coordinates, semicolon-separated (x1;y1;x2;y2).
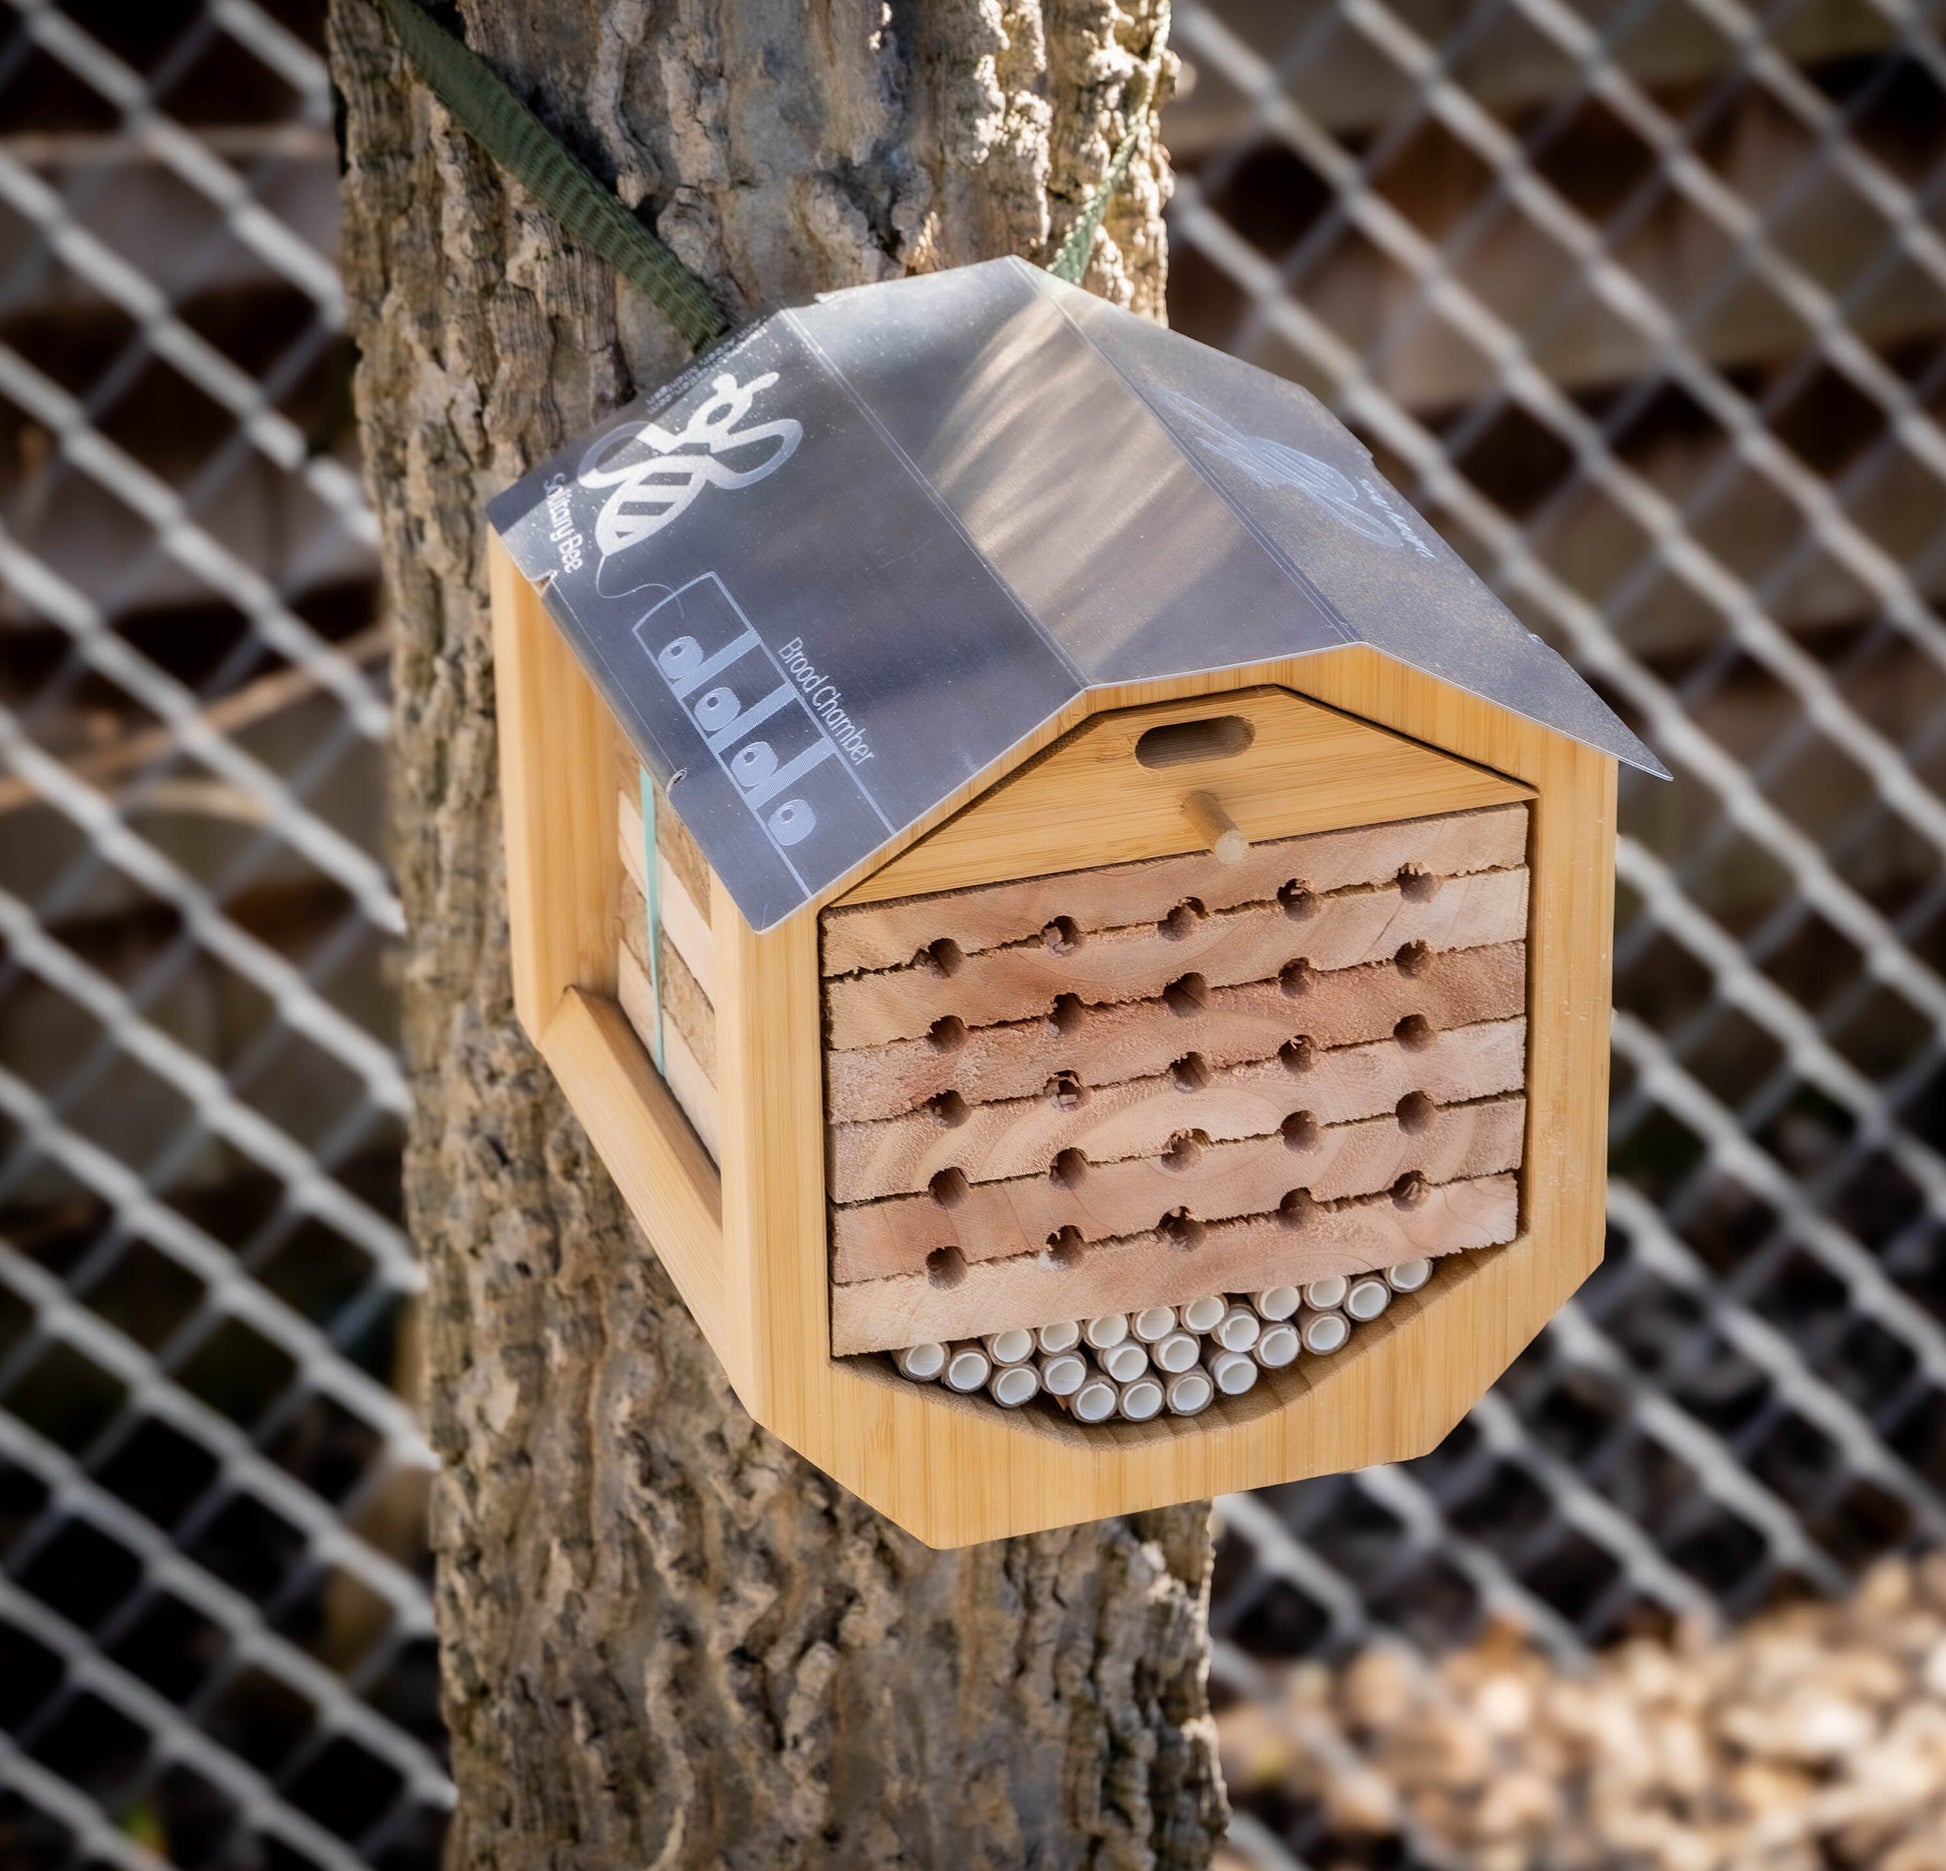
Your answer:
487;258;1665;1547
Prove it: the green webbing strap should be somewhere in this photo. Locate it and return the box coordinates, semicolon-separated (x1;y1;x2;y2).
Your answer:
1047;4;1172;286
638;769;666;1077
378;0;1168;328
374;0;731;355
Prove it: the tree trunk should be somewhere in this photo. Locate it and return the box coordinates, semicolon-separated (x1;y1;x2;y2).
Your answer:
326;3;1223;1865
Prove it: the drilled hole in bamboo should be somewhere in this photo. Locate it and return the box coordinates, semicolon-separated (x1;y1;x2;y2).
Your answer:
1281;1109;1321;1151
926;1014;967;1053
1395;1090;1435;1134
928;1167;969;1209
1279;957;1314;997
1159;1208;1206;1251
1278;880;1318;921
1170;1052;1211;1092
1394;1013;1435;1051
1042;1226;1086;1270
1395;938;1432;978
1278;1188;1316;1228
1044;1069;1087;1109
1133;713;1254;767
926;1089;971;1128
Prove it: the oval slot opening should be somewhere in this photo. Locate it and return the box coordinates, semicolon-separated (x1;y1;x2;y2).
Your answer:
1134;714;1255;769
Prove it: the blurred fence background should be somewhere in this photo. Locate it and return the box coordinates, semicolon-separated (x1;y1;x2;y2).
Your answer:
0;0;1942;1866
1162;3;1946;1862
0;2;440;1866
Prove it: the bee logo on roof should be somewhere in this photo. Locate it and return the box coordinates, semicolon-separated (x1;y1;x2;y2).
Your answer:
578;370;802;594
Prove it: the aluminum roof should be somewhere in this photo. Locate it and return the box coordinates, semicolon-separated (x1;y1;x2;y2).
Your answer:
489;256;1664;931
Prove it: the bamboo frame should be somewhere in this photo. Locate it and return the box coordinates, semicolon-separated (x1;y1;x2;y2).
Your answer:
491;535;1617;1547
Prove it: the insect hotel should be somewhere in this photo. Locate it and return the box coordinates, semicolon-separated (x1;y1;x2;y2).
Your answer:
486;257;1665;1547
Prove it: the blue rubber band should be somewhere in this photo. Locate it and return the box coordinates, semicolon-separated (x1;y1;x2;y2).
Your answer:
638;768;666;1076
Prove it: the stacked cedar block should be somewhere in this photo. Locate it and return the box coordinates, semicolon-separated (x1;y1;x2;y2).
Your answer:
613;741;1533;1427
819;802;1530;1418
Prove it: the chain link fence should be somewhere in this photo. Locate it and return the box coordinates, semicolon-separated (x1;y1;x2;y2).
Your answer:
1163;0;1946;1859
0;0;1942;1866
0;1;445;1865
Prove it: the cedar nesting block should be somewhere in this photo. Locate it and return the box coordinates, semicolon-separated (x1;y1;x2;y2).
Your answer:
485;258;1665;1546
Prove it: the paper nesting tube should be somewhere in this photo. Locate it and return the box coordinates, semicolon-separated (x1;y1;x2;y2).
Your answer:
1255;1321;1300;1369
988;1362;1040;1407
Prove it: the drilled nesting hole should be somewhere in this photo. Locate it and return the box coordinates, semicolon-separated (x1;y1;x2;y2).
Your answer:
1278;879;1318;921
928;1167;968;1209
1170;1052;1211;1092
1045;993;1085;1037
926;1089;971;1128
1279;1036;1316;1073
1159;1208;1206;1250
918;936;963;978
1158;897;1208;941
1042;1226;1086;1270
1044;1070;1087;1109
1394;1013;1435;1051
1279;1188;1317;1228
1041;915;1082;955
1160;1128;1208;1172
1396;862;1437;903
1396;1090;1435;1135
1393;1170;1431;1210
1049;1148;1089;1190
925;1244;967;1288
1395;939;1432;978
1282;1109;1321;1151
927;1014;966;1053
1164;971;1209;1017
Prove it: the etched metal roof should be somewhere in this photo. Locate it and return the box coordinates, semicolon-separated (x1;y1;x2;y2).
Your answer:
488;256;1665;931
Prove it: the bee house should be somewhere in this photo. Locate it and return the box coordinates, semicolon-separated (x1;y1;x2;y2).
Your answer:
486;258;1665;1547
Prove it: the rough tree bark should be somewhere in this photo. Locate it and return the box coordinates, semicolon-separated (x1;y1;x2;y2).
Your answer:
326;4;1224;1864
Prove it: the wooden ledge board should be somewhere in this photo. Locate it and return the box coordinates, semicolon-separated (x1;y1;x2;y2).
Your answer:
539;987;726;1354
